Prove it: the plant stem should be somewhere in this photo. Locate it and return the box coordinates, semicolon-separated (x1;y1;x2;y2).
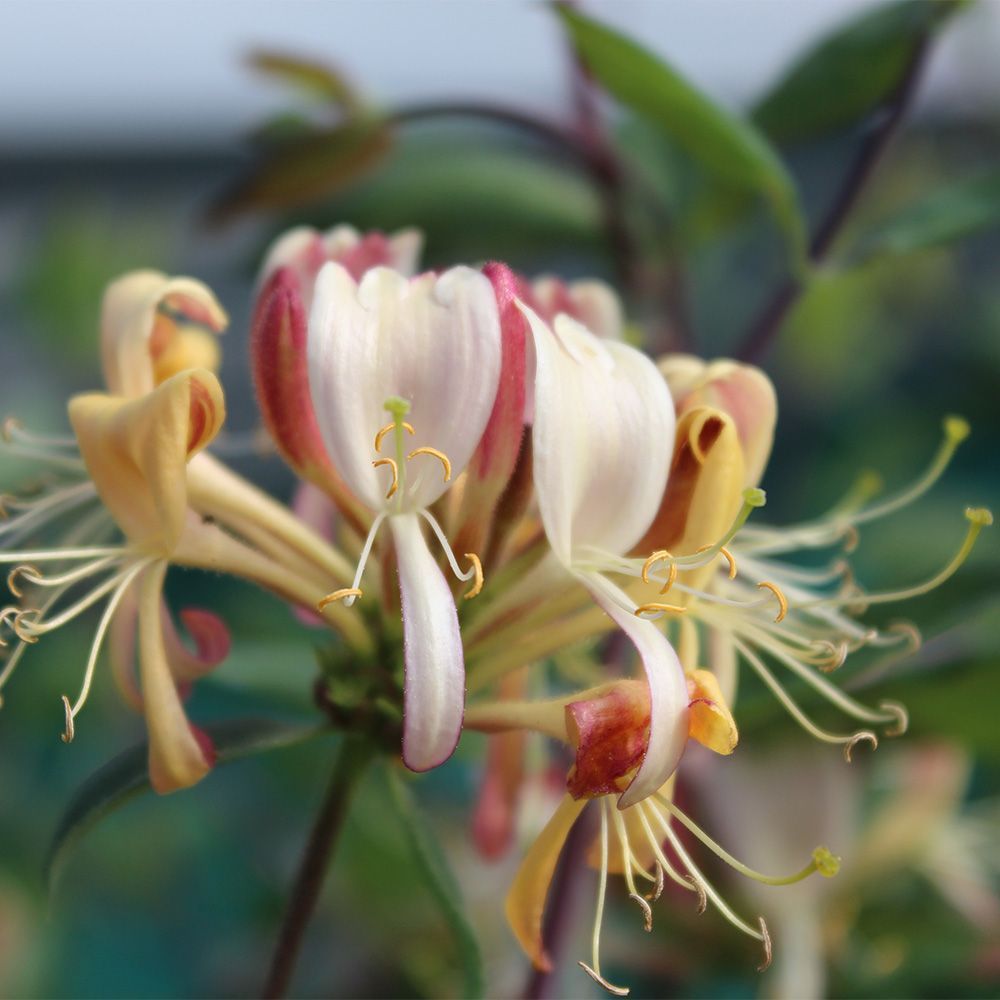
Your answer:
736;36;931;363
262;737;374;998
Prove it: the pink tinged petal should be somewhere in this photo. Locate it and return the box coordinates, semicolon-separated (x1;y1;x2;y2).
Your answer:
250;267;369;533
138;563;214;794
109;582;143;712
531;276;624;340
391;513;465;772
453;262;529;554
523;306;676;564
101;271;227;398
290;482;339;626
583;574;689;809
565;680;651;799
308;264;502;512
161;603;231;684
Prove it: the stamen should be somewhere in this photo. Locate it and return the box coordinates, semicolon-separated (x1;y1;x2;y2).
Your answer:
647;864;665;903
756;581;788;622
578;963;629;997
658;560;678;594
317;587;363;610
373;420;414;453
810;639;848;673
696;543;738;580
0;546;124;564
844;731;878;762
372;457;399;499
6;564;40;598
685;875;707;914
757;918;773;973
628;893;653;933
60;694;74;743
634;802;701;896
880;700;909;737
641;550;670;585
407;446;452;483
634;602;687;619
463;553;484;600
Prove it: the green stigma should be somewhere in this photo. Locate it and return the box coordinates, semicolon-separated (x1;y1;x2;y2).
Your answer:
384;396;411;420
812;846;841;878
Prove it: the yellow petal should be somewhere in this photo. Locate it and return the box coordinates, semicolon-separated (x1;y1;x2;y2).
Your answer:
69;370;225;555
101;271;227;398
505;794;588;971
687;668;738;755
138;561;213;794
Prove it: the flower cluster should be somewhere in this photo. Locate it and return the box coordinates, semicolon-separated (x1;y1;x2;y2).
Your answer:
1;225;990;992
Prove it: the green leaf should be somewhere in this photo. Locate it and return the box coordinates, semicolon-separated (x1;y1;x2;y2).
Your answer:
208;118;393;223
248;50;361;112
383;765;484;999
754;1;967;143
848;171;1000;263
556;5;807;273
47;717;327;888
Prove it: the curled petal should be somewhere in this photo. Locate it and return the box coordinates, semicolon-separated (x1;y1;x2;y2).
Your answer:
566;680;650;799
101;271;227;398
391;514;465;771
686;669;738;755
505;793;588;971
162;605;231;684
138;563;214;794
524;306;675;563
69;370;225;554
584;574;689;809
309;264;502;512
531;275;624;341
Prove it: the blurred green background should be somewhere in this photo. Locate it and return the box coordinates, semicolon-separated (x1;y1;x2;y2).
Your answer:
1;2;998;997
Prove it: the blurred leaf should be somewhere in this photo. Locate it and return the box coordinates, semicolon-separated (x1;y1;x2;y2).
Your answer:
556;5;807;272
248;50;361;112
754;1;966;144
848;171;1000;263
209;118;392;223
47;717;327;888
384;765;484;999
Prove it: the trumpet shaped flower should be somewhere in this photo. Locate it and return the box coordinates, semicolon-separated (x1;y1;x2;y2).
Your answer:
306;262;503;769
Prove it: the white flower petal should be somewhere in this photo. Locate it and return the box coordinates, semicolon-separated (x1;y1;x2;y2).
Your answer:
524;305;675;563
391;513;465;771
308;263;502;512
583;572;689;809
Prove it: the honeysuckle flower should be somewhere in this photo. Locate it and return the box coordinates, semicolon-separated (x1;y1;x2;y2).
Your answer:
516;304;688;808
466;679;835;995
305;260;504;770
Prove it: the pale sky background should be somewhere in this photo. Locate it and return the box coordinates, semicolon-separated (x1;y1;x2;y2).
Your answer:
2;0;999;153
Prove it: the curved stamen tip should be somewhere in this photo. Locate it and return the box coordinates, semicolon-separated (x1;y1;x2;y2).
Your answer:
13;610;40;643
812;846;841;878
373;420;415;453
407;446;452;483
1;416;22;443
317;587;363;611
756;581;788;622
60;694;75;744
696;543;737;579
628;893;653;933
966;506;993;527
879;700;909;737
634;602;687;619
889;620;922;652
843;730;878;763
756;917;773;973
744;487;767;509
944;414;970;443
463;553;484;600
578;962;630;997
641;549;669;586
685;875;707;914
372;457;399;499
7;564;41;599
645;863;665;903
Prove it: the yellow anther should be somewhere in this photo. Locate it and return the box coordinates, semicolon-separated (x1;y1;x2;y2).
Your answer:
373;420;414;453
463;553;484;600
372;457;399;499
407;446;452;483
60;694;74;744
634;602;687;618
641;549;669;585
812;846;841;878
577;962;629;997
757;917;773;972
659;561;678;595
756;581;788;622
843;730;878;763
628;893;653;932
695;543;737;579
316;587;363;611
7;564;40;599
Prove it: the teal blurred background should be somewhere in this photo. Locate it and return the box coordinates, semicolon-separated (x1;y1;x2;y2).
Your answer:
1;2;998;997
